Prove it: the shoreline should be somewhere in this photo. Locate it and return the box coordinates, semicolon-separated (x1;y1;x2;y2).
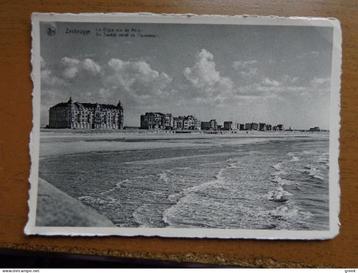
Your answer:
39;130;328;158
41;128;328;138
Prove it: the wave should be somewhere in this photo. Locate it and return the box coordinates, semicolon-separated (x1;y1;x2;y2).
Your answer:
181;168;226;195
159;172;170;183
271;175;293;186
78;195;108;206
272;162;282;171
271;161;292;185
168;192;183;203
302;166;325;181
132;203;169;228
266;186;292;203
287;152;300;162
163;161;235;226
269;205;313;221
290;156;300;162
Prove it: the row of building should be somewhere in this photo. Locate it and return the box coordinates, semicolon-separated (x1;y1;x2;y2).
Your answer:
222;121;284;131
47;98;284;131
140;113;201;130
140;112;284;131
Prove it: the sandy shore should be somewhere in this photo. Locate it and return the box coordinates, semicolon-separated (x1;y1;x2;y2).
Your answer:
36;178;114;227
39;129;328;158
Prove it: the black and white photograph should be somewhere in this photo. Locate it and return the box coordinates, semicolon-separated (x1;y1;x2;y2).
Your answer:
26;13;341;239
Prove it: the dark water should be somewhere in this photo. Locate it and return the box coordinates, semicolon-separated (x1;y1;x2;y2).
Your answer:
39;137;329;230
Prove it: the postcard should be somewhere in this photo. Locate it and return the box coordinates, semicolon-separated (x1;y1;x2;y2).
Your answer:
26;13;341;239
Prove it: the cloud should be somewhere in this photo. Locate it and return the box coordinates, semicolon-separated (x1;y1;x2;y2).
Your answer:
184;49;221;88
232;60;258;78
297;51;320;59
61;57;80;66
262;77;280;87
232;60;257;70
234;75;308;99
311;77;330;86
183;49;234;104
40;56;66;87
41;69;66;86
104;58;172;102
83;58;102;75
61;57;102;79
240;67;258;78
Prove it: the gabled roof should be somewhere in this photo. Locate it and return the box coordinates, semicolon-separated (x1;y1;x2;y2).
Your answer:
51;102;70;108
50;100;122;110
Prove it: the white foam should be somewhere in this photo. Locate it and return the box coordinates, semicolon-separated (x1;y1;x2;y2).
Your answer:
270;205;298;218
159;172;170;183
266;186;292;202
78;195;106;206
271;176;294;186
290;156;300;162
272;162;282;171
168;192;183;202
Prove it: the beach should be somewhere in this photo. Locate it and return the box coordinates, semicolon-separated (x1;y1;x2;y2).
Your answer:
37;129;329;229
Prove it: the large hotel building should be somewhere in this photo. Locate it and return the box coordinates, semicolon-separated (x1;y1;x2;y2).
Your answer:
48;98;124;129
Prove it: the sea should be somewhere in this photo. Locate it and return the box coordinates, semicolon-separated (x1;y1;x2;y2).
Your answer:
39;135;330;230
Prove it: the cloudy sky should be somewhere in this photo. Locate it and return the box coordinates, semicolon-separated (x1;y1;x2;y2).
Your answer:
40;22;333;129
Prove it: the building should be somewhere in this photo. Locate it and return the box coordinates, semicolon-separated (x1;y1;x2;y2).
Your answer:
209;119;217;130
201;121;211;130
276;124;284;131
272;124;284;131
173;115;200;130
201;119;217;130
259;123;266;131
251;123;259;130
140;113;199;130
245;122;258;130
140;112;172;129
48;97;124;129
223;121;233;130
309;126;320;132
173;116;183;130
244;123;252;130
163;113;174;129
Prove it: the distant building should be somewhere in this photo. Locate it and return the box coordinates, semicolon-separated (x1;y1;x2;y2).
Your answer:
276;124;284;131
201;119;217;130
201;121;211;130
309;126;321;132
259;123;266;131
244;123;252;130
173;115;200;130
210;119;217;130
223;121;233;130
266;124;272;131
239;124;245;130
183;115;200;130
140;112;172;129
163;114;174;129
272;124;284;131
141;113;199;130
48;97;124;129
173;116;183;130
